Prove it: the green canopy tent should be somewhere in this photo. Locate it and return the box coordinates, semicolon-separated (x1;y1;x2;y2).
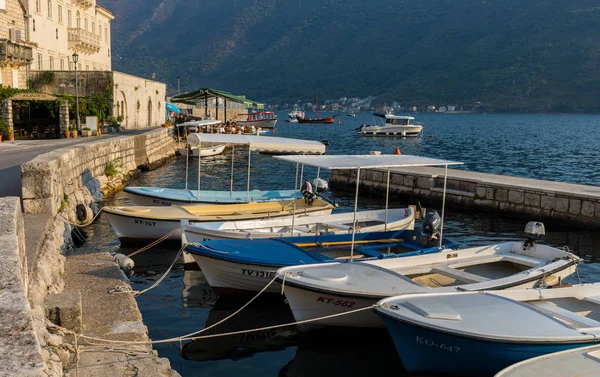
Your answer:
170;88;265;123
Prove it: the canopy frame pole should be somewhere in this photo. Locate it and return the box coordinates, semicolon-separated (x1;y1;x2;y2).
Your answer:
196;140;202;200
299;164;304;186
246;148;251;201
184;140;190;190
439;164;448;248
385;169;391;231
230;144;235;193
291;163;299;235
350;168;361;262
316;167;320;181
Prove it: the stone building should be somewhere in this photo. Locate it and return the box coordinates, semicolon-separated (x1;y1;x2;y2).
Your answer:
23;0;112;72
0;0;34;88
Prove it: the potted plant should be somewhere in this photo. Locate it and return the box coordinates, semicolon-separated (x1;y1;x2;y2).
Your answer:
7;129;14;141
162;119;173;128
63;128;71;138
106;116;119;132
82;127;92;137
69;126;78;138
0;120;6;142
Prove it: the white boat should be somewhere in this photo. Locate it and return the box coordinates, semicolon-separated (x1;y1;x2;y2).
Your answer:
181;208;415;243
124;133;326;206
178;144;226;158
375;283;600;377
496;343;600;377
278;222;581;329
124;187;299;206
235;111;278;129
357;112;423;136
287;110;305;123
103;198;334;245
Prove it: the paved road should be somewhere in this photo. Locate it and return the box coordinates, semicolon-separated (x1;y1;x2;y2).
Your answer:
0;128;162;198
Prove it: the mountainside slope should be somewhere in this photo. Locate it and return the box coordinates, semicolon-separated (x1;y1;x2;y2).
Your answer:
100;0;600;111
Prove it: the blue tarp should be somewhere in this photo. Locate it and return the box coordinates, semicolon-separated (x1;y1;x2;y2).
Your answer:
166;102;181;114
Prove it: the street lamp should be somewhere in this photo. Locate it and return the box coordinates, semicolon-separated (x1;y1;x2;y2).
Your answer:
72;51;80;132
177;76;180;95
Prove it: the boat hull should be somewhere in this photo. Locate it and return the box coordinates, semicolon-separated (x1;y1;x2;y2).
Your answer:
103;211;182;245
298;117;335;124
379;315;594;377
358;125;423;136
190;255;281;295
235;119;277;129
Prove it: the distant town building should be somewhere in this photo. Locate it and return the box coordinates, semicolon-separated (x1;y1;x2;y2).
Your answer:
439;106;447;112
427;105;436;112
447;105;456;112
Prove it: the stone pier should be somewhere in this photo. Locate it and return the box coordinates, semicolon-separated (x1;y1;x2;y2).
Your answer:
330;167;600;228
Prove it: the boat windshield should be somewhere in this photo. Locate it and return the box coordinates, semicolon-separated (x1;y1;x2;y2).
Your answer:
389;118;410;126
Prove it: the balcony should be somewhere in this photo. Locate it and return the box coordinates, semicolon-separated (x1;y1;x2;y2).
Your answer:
0;39;33;65
68;28;101;54
71;0;94;9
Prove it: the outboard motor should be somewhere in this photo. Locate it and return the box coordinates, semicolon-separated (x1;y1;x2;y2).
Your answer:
422;210;442;240
300;180;315;205
523;221;545;249
312;178;329;193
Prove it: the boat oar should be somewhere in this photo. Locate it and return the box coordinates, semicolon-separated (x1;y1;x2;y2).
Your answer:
294;238;403;247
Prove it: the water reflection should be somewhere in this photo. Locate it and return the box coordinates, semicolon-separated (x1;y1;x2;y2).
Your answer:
182;269;218;309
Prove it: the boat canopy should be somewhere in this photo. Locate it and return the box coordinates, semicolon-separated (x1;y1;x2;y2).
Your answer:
373;112;415;120
187;133;326;155
272;154;463;170
177;120;222;128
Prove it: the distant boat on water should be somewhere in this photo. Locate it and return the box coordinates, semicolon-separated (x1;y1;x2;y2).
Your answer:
297;94;339;124
236;111;278;129
347;113;357;117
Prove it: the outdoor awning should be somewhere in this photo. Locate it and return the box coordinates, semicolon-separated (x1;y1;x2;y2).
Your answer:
171;88;265;109
10;93;58;101
187;133;326;155
272;154;463;169
166;102;181;114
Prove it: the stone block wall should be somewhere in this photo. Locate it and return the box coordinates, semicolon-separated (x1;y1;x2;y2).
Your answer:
331;167;600;228
113;71;166;130
21;127;176;218
0;197;46;377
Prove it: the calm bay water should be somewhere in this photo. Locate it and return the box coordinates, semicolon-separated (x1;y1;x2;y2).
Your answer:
85;112;600;376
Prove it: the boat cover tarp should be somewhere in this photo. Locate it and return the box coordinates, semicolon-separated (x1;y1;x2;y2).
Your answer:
273;154;463;169
187;133;326;155
166;103;181;114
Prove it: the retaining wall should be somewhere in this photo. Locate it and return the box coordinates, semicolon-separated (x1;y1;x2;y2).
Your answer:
331;167;600;228
21;127;177;219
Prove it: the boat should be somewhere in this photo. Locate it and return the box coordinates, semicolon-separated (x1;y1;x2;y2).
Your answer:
374;283;600;377
297;95;339;124
124;133;326;207
347;113;357;117
185;229;457;296
181;208;415;243
287;110;305;123
496;343;600;377
235;111;278;129
103;197;334;245
357;112;423;136
278;221;581;329
178;143;226;158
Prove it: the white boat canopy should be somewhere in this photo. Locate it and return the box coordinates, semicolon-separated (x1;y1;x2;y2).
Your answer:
178;120;223;128
273;154;464;259
187;133;326;155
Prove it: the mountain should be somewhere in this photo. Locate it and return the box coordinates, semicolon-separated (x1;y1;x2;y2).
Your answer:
99;0;600;112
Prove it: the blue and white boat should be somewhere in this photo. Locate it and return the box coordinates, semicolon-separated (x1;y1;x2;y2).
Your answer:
374;283;600;377
124;187;299;206
185;229;457;295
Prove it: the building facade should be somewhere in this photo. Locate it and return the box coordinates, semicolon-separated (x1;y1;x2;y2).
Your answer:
0;0;34;88
23;0;112;72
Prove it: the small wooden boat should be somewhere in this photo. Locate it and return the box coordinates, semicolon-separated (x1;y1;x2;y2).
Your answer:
124;187;299;207
278;222;581;329
178;144;226;158
181;208;415;243
496;343;600;377
103;198;334;245
374;283;600;377
185;229;456;295
297;94;338;124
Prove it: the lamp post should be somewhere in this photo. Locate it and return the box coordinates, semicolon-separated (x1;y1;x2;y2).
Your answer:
72;51;80;132
177;76;180;95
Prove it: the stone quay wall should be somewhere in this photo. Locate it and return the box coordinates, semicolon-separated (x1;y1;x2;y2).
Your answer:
330;167;600;228
21;127;177;220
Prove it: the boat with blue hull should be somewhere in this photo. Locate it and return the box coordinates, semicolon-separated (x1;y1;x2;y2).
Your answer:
185;229;456;295
374;283;600;377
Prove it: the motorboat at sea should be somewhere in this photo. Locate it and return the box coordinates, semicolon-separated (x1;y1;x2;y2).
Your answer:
181;208;415;243
357;112;423;136
103;197;334;245
235;111;278;129
278;222;581;329
184;229;457;296
374;283;600;377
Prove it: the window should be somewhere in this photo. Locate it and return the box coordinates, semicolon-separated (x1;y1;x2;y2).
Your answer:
84;18;88;31
58;5;62;23
60;59;64;70
108;48;110;57
35;0;40;13
85;65;89;70
0;0;6;10
105;27;107;41
68;60;72;70
99;25;102;38
76;11;80;28
47;0;52;19
92;22;95;34
56;28;58;39
37;53;42;70
78;63;81;70
67;10;71;27
49;57;54;70
12;70;19;88
33;19;36;32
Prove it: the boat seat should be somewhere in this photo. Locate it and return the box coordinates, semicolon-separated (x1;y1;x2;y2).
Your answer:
583;295;600;306
321;222;353;230
532;302;600;328
431;265;490;284
501;254;544;267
